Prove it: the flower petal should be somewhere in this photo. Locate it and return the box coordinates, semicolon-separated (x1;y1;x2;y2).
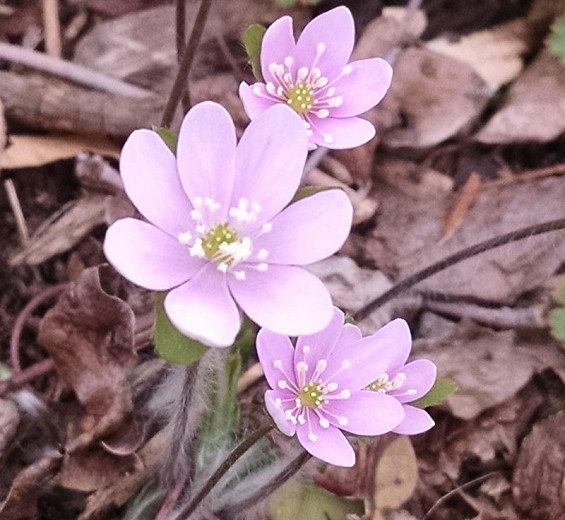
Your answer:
104;218;203;290
294;307;345;380
120;129;193;236
164;264;241;347
177;102;236;216
229;264;332;336
296;409;355;467
324;391;404;435
308;115;375;149
392;405;435;435
231;105;308;225
295;6;354;78
390;359;437;403
239;82;278;120
335;323;362;350
330;58;393;118
260;16;296;81
253;189;352;265
257;328;298;390
265;390;296;436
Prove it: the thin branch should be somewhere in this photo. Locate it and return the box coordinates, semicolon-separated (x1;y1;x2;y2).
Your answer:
176;0;186;62
42;0;62;58
354;217;565;321
160;0;213;127
0;42;154;99
176;424;273;519
4;179;29;245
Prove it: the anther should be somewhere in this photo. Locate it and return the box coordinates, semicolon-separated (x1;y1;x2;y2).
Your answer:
319;417;330;428
278;380;287;389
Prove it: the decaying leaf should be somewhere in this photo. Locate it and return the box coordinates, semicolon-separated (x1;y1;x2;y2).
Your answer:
373;436;418;520
361;175;565;302
475;50;565;143
0;134;119;170
37;265;136;448
426;19;530;90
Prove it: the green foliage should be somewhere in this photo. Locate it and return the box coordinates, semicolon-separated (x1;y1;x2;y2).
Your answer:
154;126;178;153
290;185;337;203
271;481;364;520
243;24;266;81
412;378;457;409
549;281;565;341
276;0;323;6
548;12;565;61
153;292;207;365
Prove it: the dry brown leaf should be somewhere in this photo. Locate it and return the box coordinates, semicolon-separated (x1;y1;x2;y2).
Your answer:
37;265;136;449
426;19;530;90
381;47;492;149
0;134;119;170
440;172;481;244
361;175;565;302
475;50;565;144
0;398;19;455
373;436;418;520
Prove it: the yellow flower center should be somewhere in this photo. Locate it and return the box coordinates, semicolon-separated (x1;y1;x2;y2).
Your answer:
298;382;324;408
286;83;314;115
201;223;239;259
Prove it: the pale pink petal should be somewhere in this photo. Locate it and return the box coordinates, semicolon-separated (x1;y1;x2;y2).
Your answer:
329;58;393;117
260;16;296;81
335;323;362;350
120;129;193;236
239;82;277;120
231;105;308;225
265;390;296;436
177;102;236;217
392;405;435;435
296;409;355;467
253;189;352;264
294;6;354;78
257;328;298;390
390;359;437;403
104;218;203;290
164;264;241;347
294;307;345;380
228;264;332;336
324;391;404;435
308;114;375;149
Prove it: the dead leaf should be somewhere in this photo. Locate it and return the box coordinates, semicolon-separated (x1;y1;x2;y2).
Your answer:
0;134;119;170
381;47;492;148
0;398;19;455
414;321;562;420
373;436;418;520
37;265;136;449
440;172;481;244
512;411;565;519
361;175;565;302
475;50;565;143
0;97;6;153
426;19;530;90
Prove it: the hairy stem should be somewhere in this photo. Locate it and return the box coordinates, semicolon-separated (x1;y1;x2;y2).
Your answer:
354;217;565;321
227;451;311;516
177;424;273;519
161;0;213;127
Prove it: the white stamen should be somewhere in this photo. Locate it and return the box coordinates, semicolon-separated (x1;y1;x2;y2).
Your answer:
284;56;294;67
189;239;205;257
338;417;348;426
316;359;327;373
253;84;262;94
329;96;343;107
316;42;326;54
257;248;269;260
196;224;206;234
278;380;287;389
266;82;277;96
297;67;309;81
262;222;273;233
194;197;203;207
275;398;282;406
324;134;334;144
190;209;202;221
257;263;268;271
273;360;282;368
308;432;317;442
302;345;311;354
327;87;336;97
326;382;338;392
343;64;353;74
315;76;328;88
234;270;246;280
217;262;229;273
319;417;330;428
298;415;306;425
296;361;308;374
316;109;329;118
178;231;192;244
405;389;418;395
340;389;351;398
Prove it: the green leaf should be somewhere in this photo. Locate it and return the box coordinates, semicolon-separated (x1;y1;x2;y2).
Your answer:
276;0;297;6
271;481;363;520
549;307;565;341
154;126;178;154
290;185;338;204
412;378;457;409
554;281;565;305
548;12;565;61
153;292;207;364
243;24;266;81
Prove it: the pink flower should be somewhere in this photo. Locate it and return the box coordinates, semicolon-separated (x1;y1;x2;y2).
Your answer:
103;102;352;347
258;308;406;467
365;320;437;435
239;6;392;150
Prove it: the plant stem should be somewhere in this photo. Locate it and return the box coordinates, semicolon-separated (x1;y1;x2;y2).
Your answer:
160;0;212;127
177;424;273;519
354;217;565;321
175;0;186;62
227;451;311;516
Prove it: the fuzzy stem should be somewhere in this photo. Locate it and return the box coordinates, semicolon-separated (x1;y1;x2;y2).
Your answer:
354;217;565;321
177;424;273;519
226;451;311;516
161;0;213;127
